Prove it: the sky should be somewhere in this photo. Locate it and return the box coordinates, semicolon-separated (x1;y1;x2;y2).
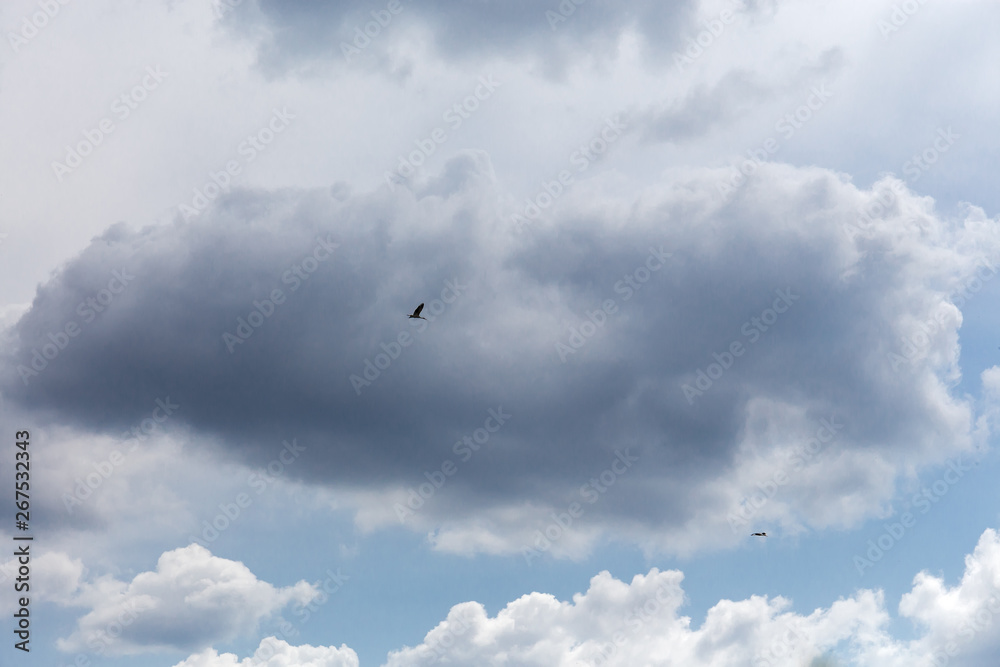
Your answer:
1;0;1000;665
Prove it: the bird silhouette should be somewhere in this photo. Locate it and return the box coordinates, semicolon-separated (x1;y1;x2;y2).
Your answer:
407;303;426;320
751;532;767;537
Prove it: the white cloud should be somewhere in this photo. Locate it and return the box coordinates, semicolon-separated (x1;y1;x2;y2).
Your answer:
174;637;358;667
379;566;879;667
893;528;1000;664
57;544;321;656
31;550;86;605
2;0;999;664
178;528;997;666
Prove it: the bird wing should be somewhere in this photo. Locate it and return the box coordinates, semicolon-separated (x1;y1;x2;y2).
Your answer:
413;303;424;317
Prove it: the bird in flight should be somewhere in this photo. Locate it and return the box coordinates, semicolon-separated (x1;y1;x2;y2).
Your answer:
751;532;767;537
407;303;427;320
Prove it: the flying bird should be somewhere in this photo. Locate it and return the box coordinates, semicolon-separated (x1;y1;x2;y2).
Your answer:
407;303;426;320
751;532;767;537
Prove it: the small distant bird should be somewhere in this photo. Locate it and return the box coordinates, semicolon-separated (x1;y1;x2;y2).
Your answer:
751;532;767;537
407;303;426;320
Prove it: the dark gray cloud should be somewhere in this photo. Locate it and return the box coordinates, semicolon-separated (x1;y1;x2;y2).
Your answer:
2;153;993;544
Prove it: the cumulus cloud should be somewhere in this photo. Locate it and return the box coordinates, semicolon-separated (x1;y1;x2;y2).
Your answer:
2;154;998;558
56;544;320;655
0;550;84;614
175;637;358;667
376;567;881;666
893;528;1000;664
173;528;1000;666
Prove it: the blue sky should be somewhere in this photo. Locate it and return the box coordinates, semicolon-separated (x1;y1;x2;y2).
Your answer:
1;0;1000;665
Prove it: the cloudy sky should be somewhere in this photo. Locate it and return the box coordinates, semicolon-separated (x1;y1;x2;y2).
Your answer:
2;0;1000;665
